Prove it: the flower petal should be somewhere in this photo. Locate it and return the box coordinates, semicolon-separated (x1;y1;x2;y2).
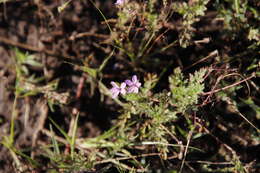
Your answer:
110;87;117;93
115;0;124;5
132;75;137;82
111;90;120;98
120;82;126;88
121;88;126;95
127;86;135;93
125;80;133;86
110;81;118;88
133;87;139;93
136;82;141;87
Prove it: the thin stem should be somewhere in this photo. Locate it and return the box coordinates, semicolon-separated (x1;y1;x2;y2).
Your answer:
202;73;256;96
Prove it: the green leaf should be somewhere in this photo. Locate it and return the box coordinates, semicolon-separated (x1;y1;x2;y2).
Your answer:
50;124;60;155
71;113;79;159
25;58;43;68
48;117;70;143
82;66;97;78
98;49;114;73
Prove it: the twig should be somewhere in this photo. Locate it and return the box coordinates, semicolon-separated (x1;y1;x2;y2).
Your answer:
179;128;194;173
24;97;30;129
186;160;233;165
69;32;108;40
95;152;162;164
0;36;81;65
160;124;180;143
31;102;48;158
202;72;241;105
225;98;260;132
202;73;256;96
145;28;170;55
110;160;146;173
194;37;210;45
0;36;41;52
184;50;218;71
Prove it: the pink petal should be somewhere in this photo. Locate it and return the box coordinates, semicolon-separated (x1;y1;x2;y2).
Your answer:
110;88;118;93
136;82;141;87
115;0;124;5
120;82;126;88
133;87;139;93
132;75;137;82
127;86;135;93
111;81;119;88
121;89;126;95
125;80;133;86
111;90;120;98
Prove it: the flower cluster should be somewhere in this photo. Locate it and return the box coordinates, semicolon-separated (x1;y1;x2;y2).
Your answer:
110;75;141;98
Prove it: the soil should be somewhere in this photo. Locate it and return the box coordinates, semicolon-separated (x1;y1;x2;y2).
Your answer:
0;1;116;172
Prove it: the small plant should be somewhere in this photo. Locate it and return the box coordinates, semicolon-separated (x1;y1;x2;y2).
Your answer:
172;0;210;47
104;68;207;159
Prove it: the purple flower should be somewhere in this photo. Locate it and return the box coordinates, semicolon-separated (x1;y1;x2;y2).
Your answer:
110;81;127;98
125;75;141;93
115;0;126;5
